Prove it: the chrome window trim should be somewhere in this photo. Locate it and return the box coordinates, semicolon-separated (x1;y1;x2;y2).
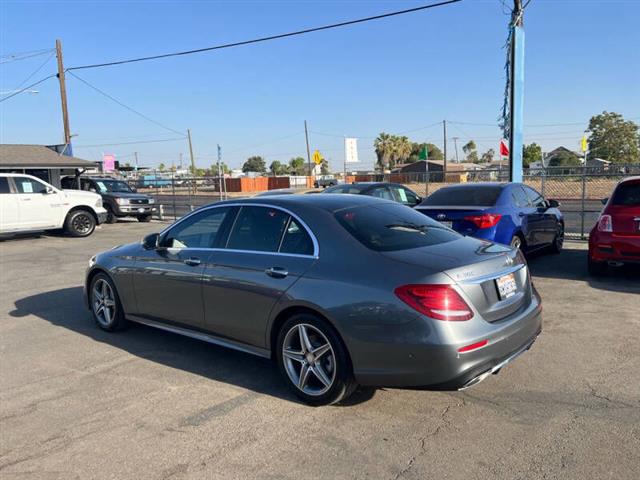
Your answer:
159;202;319;258
459;264;526;285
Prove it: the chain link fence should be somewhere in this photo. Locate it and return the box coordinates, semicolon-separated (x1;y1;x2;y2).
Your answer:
124;164;639;240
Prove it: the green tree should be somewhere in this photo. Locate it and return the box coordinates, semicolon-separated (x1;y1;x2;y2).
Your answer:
242;156;267;173
269;160;289;175
374;132;394;170
320;158;330;175
480;148;495;164
390;135;412;168
587;111;640;163
288;156;306;175
158;162;166;171
211;162;230;175
548;150;581;167
462;141;478;163
522;143;542;168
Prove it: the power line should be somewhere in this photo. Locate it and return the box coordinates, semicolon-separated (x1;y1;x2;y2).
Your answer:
0;74;56;103
12;51;56;91
0;49;55;65
74;137;187;148
66;71;186;137
66;0;463;71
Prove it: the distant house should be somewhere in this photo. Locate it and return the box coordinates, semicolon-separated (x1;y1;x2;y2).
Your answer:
0;144;98;188
585;158;611;168
544;146;583;165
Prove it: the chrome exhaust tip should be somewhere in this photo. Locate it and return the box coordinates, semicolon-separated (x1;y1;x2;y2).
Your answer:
607;261;624;267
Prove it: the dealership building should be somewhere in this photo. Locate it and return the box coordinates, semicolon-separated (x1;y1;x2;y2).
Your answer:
0;144;98;188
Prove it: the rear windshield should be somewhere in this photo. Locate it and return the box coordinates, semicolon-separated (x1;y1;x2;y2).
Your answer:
421;186;503;206
612;182;640;206
335;203;461;252
324;185;366;194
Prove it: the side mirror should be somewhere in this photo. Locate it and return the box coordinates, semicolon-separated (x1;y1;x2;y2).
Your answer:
601;197;608;205
548;199;560;208
45;186;56;194
142;233;160;250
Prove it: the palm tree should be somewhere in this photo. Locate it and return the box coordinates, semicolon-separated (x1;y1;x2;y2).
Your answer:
391;136;412;168
374;132;394;171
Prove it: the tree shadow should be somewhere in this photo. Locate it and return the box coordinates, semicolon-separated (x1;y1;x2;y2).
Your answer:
9;286;375;406
527;245;640;294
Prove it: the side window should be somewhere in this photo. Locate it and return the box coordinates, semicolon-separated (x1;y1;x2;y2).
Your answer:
512;187;530;208
0;177;11;194
390;186;419;206
81;180;94;191
226;206;289;252
524;187;546;208
13;177;48;194
280;218;314;256
163;207;231;249
368;187;393;200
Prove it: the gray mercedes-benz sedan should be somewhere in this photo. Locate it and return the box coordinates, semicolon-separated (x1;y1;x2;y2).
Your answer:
85;194;542;405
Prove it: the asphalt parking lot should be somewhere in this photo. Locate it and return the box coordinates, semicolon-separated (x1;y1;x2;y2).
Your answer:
1;222;639;479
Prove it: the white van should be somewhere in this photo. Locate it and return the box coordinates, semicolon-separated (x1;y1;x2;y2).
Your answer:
0;173;107;237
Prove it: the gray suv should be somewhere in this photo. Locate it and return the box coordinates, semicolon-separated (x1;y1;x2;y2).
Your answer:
62;176;156;223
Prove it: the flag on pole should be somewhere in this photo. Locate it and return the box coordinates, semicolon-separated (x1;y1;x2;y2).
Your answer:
499;139;509;158
418;144;428;161
581;135;588;153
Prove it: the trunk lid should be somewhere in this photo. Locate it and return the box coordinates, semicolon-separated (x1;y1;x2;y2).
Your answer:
382;236;531;322
609;205;640;236
415;206;494;237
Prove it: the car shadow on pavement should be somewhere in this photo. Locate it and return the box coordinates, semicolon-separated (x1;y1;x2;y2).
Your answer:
9;286;375;406
527;246;640;294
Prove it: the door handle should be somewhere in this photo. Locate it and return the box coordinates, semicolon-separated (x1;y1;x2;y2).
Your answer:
184;257;201;266
20;198;32;201
265;267;288;278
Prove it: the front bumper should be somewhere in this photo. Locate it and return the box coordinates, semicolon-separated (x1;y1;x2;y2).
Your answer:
116;205;156;216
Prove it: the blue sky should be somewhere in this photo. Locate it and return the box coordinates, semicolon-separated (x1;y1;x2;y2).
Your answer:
1;0;639;171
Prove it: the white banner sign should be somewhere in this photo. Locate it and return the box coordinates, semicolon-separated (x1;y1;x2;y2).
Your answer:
344;137;359;163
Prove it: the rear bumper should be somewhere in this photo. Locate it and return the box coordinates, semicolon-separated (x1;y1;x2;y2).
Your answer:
589;230;640;263
352;293;543;388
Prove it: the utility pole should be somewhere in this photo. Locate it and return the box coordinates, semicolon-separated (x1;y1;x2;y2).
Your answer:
452;137;460;163
134;151;139;179
55;39;71;147
187;129;196;193
442;120;447;177
508;0;525;182
304;120;312;176
217;144;223;201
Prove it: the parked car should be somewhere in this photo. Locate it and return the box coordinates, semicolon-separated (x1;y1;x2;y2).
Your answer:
588;176;640;275
0;173;107;237
416;183;564;253
322;182;423;208
314;175;337;188
61;176;156;223
254;188;296;196
85;194;542;405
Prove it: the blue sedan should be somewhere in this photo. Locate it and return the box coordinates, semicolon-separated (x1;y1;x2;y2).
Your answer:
416;183;564;253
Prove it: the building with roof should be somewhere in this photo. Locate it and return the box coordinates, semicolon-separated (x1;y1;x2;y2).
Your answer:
0;144;98;187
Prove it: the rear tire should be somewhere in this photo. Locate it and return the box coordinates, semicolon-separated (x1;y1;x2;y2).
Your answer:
587;256;607;276
89;273;127;331
138;214;152;223
549;223;564;254
64;209;96;237
276;313;356;406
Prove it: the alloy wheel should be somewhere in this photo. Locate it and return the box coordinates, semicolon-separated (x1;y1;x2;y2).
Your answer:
282;323;336;396
510;235;522;250
92;279;116;327
72;213;93;235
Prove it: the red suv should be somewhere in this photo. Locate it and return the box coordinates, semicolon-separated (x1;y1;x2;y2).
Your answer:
588;177;640;275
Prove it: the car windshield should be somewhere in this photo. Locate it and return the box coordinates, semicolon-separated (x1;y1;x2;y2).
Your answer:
335;203;461;252
94;180;133;193
420;186;503;206
611;182;640;206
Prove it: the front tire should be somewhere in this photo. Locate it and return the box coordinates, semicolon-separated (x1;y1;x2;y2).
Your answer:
276;314;356;406
89;273;127;331
105;206;118;224
549;223;564;254
64;210;96;237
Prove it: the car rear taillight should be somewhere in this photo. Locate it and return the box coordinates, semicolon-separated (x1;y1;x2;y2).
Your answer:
598;214;612;232
394;284;474;321
464;213;502;229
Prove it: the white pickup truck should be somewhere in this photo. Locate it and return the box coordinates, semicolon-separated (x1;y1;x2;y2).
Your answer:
0;173;107;237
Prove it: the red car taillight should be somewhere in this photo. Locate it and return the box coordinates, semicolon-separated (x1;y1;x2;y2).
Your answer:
464;213;502;229
394;284;474;321
597;214;612;232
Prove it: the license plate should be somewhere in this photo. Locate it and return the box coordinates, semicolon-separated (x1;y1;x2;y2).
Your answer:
439;221;453;229
138;207;145;213
496;272;517;299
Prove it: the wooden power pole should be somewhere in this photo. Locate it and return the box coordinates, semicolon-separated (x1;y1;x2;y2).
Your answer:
55;39;71;146
304;120;312;176
442;120;447;176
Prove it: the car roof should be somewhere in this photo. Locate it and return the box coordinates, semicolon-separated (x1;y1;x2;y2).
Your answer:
433;182;507;189
618;176;640;184
214;192;393;213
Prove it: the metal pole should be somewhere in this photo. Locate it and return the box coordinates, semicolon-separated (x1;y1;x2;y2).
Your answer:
343;136;347;185
453;137;460;163
55;39;71;146
580;164;587;239
187;128;196;194
304;120;312;176
217;144;223;201
508;0;525;183
171;171;177;220
442;120;447;178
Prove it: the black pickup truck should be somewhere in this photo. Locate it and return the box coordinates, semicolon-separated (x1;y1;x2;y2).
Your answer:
61;176;156;223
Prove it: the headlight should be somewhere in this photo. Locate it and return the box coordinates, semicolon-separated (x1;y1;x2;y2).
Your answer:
115;198;130;205
148;198;155;204
95;198;102;208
